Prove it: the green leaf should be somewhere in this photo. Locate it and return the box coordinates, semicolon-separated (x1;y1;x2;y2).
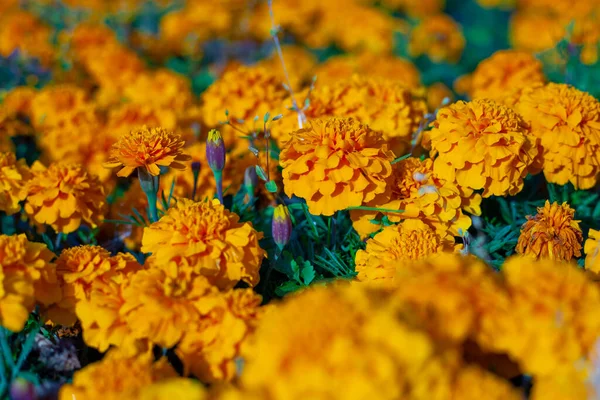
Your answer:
301;263;315;285
265;180;278;193
275;281;302;297
255;165;268;181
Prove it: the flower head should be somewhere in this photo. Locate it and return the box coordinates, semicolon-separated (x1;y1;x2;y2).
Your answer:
272;205;293;250
355;219;456;285
409;14;465;63
280;117;394;216
428;99;541;197
0;234;59;332
0;152;31;215
104;125;191;177
24;162;106;234
585;229;600;274
141;198;265;290
516;201;583;261
515;83;600;189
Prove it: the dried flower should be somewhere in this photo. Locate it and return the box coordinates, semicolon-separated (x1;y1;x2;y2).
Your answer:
428;99;541;197
280;117;394;216
409;14;465;63
0;152;31;215
516;201;583;261
141;198;265;290
24;162;106;234
104;125;191;177
272;204;293;250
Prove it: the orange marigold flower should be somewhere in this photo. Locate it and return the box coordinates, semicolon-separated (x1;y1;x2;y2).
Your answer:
24;162;106;234
58;351;179;400
176;288;263;383
516;201;583;261
428;99;541;197
123;69;194;114
0;234;60;332
585;229;600;274
104;125;191;177
514;83;600;189
49;246;140;326
0;10;54;66
355;219;456;285
0;152;31;215
280;117;394;216
350;156;480;239
426;82;454;111
141;198;265;290
121;267;220;348
2;86;36;118
409;14;465;63
29;85;92;131
461;50;546;102
105;103;178;140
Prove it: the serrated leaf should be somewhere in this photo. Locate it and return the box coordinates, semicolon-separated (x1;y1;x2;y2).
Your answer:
301;263;315;285
275;281;302;297
255;165;268;181
290;259;301;282
265;180;278;193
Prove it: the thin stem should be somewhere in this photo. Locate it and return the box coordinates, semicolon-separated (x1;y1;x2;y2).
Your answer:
191;173;199;202
138;168;160;223
214;170;224;204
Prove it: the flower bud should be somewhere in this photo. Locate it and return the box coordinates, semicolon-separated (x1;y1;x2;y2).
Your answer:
10;377;37;400
206;129;225;172
272;204;292;250
244;166;258;194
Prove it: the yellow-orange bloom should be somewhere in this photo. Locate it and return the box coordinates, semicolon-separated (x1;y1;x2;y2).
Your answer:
355;219;456;285
515;83;600;189
141;198;265;290
29;85;92;131
516;201;583;261
122;69;194;114
461;50;546;102
0;152;31;215
0;10;54;66
257;45;317;90
409;14;465;63
0;234;59;332
585;229;600;274
280;117;394;216
104;125;191;177
24;162;106;234
429;99;541;197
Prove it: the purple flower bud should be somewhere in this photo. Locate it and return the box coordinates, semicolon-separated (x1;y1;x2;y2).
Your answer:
272;205;292;250
206;129;225;172
10;378;37;400
244;166;258;193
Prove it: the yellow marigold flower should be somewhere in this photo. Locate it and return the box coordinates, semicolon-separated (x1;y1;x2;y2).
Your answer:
509;12;564;54
121;267;219;348
58;351;178;400
138;378;207;400
314;53;421;88
24;162;106;234
426;82;454;111
141;198;265;290
409;14;465;63
585;229;600;274
176;288;263;383
239;283;435;400
355;219;456;285
29;85;91;131
515;83;600;189
280;117;394;216
49;246;139;326
0;152;31;215
350;156;480;239
462;50;546;102
0;234;60;332
273;75;428;154
0;10;54;66
104;125;191;177
257;45;317;90
429;99;541;197
516;201;583;261
123;69;194;113
105;103;178;140
62;22;118;64
2;86;36;118
498;256;600;377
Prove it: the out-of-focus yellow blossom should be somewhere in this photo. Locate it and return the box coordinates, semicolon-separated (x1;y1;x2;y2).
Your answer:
426;82;454;111
280;117;394;216
138;378;207;400
141;198;265;290
256;45;317;90
516;201;582;261
355;219;456;285
0;152;31;215
1;86;36;117
0;10;54;65
24;162;106;234
428;99;541;197
585;229;600;274
350;157;480;239
29;85;92;131
515;83;600;189
409;14;465;63
0;234;59;332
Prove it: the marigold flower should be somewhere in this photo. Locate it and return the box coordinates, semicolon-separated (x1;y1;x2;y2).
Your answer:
461;50;546;102
0;152;31;215
585;229;600;274
0;234;59;332
58;351;179;400
280;117;394;216
123;69;194;114
104;125;191;177
0;10;54;65
2;86;36;118
138;378;207;400
24;162;106;234
141;198;265;290
409;14;465;63
176;288;263;383
426;82;454;111
355;219;456;285
29;85;92;131
515;83;600;189
350;156;480;239
516;201;583;261
257;45;317;90
428;99;541;197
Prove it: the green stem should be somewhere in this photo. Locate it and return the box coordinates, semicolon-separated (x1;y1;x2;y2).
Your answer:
213;170;224;204
138;168;160;223
391;153;412;164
